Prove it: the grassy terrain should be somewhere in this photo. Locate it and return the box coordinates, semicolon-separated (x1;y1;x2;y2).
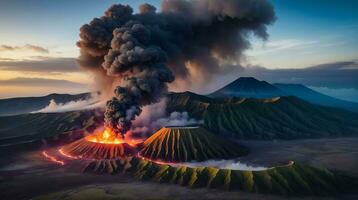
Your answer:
1;91;357;143
2;138;357;199
0;111;101;152
166;92;358;139
139;127;247;162
84;157;358;196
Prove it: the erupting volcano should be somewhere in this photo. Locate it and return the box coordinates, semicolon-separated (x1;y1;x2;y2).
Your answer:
60;128;142;160
44;0;276;169
85;128;142;146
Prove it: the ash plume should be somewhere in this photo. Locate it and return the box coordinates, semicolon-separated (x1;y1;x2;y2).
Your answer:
77;0;275;136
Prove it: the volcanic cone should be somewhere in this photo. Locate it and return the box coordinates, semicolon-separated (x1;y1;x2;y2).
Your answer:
139;126;247;162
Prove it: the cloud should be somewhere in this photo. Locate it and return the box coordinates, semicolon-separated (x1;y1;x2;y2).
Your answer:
209;60;358;93
248;39;318;56
0;57;79;73
260;61;358;89
0;77;86;88
0;44;49;53
0;57;16;61
309;86;358;103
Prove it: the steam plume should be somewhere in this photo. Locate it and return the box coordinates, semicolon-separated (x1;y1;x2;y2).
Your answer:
77;0;275;136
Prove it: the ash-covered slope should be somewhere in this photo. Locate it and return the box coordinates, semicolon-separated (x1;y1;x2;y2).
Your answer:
139;127;247;162
61;139;137;160
166;92;358;139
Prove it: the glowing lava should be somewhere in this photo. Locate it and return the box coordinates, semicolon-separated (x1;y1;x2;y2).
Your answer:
57;127;143;160
42;151;65;165
137;153;178;166
59;148;81;159
85;128;142;147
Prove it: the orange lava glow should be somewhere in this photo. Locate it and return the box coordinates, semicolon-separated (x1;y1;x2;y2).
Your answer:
59;148;81;159
85;128;143;147
137;153;178;166
42;151;65;165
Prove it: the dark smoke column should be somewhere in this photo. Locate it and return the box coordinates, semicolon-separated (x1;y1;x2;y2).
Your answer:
76;0;276;136
102;23;174;135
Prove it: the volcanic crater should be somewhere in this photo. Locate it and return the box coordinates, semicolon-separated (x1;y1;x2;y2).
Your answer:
60;128;141;160
40;126;358;196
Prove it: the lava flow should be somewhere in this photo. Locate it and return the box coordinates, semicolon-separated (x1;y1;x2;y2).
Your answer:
42;151;65;165
137;153;178;166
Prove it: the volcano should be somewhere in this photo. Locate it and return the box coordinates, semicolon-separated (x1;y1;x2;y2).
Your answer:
60;128;141;160
139;126;247;162
209;77;286;99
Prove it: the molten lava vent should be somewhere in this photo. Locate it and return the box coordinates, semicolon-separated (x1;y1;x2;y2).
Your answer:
139;126;247;162
60;128;141;160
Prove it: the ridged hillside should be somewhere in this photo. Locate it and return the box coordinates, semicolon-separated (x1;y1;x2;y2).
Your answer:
0;92;90;116
83;158;358;196
166;92;358;139
60;139;137;159
0;111;101;152
139;127;247;162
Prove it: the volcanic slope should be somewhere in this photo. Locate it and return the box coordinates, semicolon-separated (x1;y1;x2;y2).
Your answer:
0;92;90;116
139;127;247;162
84;158;358;196
60;138;137;160
166;92;358;139
209;77;286;98
0;111;100;153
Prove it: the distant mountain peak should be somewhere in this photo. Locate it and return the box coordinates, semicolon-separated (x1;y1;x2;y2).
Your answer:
230;77;267;84
236;77;260;81
209;77;286;98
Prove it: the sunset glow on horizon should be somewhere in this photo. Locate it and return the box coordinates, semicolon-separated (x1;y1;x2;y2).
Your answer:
0;0;357;101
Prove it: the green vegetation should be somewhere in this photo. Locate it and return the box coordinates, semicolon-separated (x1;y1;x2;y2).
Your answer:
139;127;247;162
166;92;358;139
0;111;100;151
84;158;358;196
0;93;90;116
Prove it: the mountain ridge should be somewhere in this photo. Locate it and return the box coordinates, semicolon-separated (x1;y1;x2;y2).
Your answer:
273;83;358;111
209;77;286;99
167;92;358;139
209;77;358;112
0;92;91;116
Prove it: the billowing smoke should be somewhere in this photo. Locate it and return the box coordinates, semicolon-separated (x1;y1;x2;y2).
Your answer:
130;99;203;137
77;0;275;136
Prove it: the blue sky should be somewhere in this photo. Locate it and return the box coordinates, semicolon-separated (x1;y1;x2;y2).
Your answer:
0;0;357;100
0;0;357;67
247;0;358;68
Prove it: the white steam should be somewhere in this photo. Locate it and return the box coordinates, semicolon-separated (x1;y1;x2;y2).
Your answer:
130;98;203;136
170;159;267;171
34;95;104;113
153;112;203;127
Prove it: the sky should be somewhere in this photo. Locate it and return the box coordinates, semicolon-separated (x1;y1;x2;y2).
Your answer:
0;0;357;101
